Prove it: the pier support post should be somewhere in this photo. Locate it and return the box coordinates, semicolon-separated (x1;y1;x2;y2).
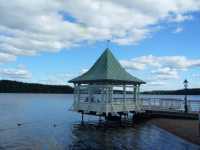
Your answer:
119;113;122;126
81;112;84;124
99;116;102;124
132;111;136;123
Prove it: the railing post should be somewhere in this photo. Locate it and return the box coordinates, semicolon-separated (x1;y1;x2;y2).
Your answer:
149;98;152;109
123;84;126;111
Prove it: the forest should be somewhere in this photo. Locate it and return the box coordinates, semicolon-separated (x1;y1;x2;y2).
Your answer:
0;80;73;93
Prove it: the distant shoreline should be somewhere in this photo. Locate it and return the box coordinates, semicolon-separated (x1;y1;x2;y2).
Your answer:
0;92;73;94
0;80;73;94
1;80;200;95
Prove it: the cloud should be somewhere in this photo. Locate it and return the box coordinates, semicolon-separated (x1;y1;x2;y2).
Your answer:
173;27;183;33
80;68;89;74
121;55;200;87
147;81;166;86
0;67;31;79
121;55;200;71
120;55;161;70
37;72;75;85
152;67;179;80
168;14;193;22
0;0;200;62
0;52;16;63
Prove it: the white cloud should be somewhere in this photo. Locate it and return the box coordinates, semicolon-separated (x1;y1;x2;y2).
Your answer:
0;67;31;79
0;0;200;62
147;81;166;86
169;14;193;22
121;55;200;71
0;52;16;63
152;67;179;80
80;68;89;74
37;72;75;85
173;27;183;33
121;55;200;88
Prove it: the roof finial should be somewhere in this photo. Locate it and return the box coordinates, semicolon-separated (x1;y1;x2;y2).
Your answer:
106;40;110;49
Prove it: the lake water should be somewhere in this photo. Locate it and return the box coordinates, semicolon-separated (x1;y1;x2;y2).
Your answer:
0;94;199;150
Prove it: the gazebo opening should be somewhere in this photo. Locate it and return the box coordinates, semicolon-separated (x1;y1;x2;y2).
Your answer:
69;48;145;116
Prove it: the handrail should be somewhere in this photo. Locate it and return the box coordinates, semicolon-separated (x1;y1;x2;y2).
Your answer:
76;95;200;113
141;98;200;113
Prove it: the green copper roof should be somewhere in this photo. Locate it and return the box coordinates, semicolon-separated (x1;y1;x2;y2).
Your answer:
69;48;145;84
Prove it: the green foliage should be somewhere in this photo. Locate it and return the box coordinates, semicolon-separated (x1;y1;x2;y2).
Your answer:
0;80;73;93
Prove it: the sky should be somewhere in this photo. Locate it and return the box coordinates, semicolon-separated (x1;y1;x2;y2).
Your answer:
0;0;200;91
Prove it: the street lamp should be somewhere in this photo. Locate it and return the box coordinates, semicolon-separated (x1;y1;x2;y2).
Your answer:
183;79;188;113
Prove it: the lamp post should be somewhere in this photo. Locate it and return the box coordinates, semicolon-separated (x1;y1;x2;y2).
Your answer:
183;79;188;113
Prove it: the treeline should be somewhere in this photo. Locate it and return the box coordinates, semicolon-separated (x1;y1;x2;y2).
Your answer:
142;88;200;95
0;80;73;93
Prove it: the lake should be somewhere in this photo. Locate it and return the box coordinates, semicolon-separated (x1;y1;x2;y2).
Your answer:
0;94;199;150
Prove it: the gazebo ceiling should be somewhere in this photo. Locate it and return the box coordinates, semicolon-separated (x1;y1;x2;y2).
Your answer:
69;48;145;84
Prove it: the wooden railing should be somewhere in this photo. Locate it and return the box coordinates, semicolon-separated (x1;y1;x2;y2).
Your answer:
75;94;200;113
141;98;200;113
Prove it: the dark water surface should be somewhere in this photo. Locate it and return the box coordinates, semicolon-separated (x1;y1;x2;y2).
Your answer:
0;94;199;150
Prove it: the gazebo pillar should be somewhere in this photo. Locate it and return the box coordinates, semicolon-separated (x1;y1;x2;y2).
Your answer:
109;85;113;103
105;85;109;116
73;83;76;107
137;85;140;100
133;85;137;100
76;83;80;109
88;84;92;103
135;84;141;110
123;84;126;110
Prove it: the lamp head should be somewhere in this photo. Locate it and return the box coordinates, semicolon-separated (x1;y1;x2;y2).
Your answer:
183;79;188;89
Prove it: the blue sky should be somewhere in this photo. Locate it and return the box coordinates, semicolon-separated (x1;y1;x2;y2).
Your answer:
0;1;200;91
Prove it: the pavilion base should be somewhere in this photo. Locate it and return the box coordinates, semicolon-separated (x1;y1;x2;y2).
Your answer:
76;109;145;122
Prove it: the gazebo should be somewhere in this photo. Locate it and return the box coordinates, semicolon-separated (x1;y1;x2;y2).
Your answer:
69;48;145;118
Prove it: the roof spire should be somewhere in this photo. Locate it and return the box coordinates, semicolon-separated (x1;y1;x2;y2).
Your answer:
106;40;110;49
